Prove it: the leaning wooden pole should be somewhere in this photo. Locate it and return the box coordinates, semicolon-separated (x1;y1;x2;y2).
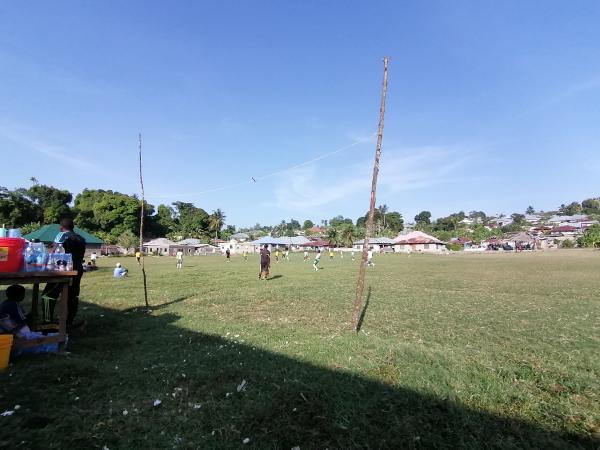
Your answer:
138;133;149;309
352;57;389;331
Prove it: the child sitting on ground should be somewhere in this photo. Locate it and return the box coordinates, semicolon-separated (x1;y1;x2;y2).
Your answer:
113;262;128;278
0;285;31;335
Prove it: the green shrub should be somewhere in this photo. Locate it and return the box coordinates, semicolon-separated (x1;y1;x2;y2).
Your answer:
560;239;575;248
446;243;462;251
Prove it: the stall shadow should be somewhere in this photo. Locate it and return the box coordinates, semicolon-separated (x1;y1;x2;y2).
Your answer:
0;301;595;450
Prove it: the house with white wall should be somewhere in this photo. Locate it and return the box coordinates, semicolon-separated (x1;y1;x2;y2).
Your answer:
393;231;446;253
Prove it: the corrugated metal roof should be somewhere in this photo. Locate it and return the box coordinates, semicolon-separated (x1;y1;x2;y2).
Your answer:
250;236;311;245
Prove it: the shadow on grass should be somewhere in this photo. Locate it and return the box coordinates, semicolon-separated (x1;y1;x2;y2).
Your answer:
0;301;595;449
355;286;371;333
122;296;192;312
268;275;283;280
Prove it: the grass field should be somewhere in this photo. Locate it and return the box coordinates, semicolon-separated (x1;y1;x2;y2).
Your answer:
1;250;599;449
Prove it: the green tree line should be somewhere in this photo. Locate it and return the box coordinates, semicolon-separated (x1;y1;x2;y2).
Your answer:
0;184;227;245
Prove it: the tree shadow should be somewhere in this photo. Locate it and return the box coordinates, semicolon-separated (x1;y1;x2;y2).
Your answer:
1;301;595;449
355;286;371;332
122;295;192;313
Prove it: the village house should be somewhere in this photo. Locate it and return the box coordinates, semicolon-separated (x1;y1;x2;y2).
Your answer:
218;238;259;255
250;236;312;253
548;225;579;238
175;238;218;255
142;238;175;255
547;214;590;225
524;214;541;224
393;231;446;253
230;232;250;241
352;237;395;251
488;216;514;228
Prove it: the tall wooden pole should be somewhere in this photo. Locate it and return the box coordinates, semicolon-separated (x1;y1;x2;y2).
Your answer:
138;133;149;309
352;57;389;331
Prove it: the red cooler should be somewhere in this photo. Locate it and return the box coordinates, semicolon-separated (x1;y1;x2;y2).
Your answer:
0;237;25;272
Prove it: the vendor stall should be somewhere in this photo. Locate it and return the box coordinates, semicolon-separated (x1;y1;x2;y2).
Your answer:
0;271;76;351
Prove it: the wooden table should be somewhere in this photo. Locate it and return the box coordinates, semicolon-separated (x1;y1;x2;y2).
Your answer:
0;271;77;350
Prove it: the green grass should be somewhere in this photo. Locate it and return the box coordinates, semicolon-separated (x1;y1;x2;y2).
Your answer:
1;250;599;449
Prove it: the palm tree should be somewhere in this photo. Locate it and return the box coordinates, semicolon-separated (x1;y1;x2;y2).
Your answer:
29;176;38;185
326;227;339;247
378;204;388;230
209;209;226;243
340;224;355;247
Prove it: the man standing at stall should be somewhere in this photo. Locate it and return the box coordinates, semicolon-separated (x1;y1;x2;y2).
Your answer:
42;217;86;327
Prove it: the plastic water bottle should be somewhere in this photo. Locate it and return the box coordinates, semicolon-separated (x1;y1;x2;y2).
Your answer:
33;242;47;271
55;243;65;254
23;242;34;272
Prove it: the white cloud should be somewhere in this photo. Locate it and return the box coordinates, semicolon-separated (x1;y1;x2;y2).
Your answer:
0;123;97;171
379;146;470;192
521;76;600;116
272;165;368;211
270;145;471;212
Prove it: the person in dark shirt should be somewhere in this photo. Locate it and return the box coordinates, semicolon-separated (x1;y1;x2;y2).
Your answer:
41;217;86;326
258;244;270;280
0;285;29;332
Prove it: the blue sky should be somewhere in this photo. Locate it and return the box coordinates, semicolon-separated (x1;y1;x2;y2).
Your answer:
1;1;599;227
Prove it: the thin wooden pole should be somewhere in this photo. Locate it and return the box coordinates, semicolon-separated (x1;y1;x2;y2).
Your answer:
352;57;390;331
138;133;149;309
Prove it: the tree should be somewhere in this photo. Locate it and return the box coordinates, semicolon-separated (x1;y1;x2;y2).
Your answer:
559;202;582;216
289;219;301;230
579;224;600;247
582;198;600;212
468;211;487;223
356;215;367;228
151;204;177;237
117;230;138;253
303;219;314;230
357;210;383;230
326;227;339;246
25;184;73;224
433;211;465;232
471;224;496;243
377;204;388;229
74;189;154;240
525;206;535;214
209;209;226;241
385;211;403;232
172;202;210;238
339;224;355;247
330;215;353;227
414;211;431;225
501;222;525;233
511;213;526;224
0;187;41;227
222;225;236;239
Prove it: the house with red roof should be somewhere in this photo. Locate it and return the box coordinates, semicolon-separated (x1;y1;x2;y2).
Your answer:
393;231;446;253
548;225;579;238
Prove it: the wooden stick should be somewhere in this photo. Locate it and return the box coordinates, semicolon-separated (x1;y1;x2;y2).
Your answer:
138;133;149;309
352;57;390;331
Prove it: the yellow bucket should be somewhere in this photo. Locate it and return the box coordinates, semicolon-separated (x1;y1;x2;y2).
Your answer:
0;334;14;370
